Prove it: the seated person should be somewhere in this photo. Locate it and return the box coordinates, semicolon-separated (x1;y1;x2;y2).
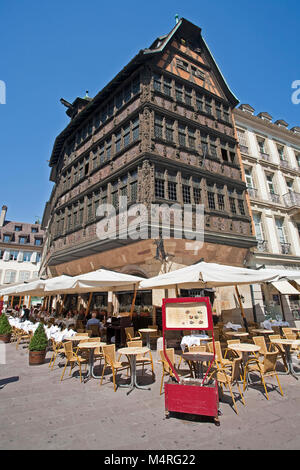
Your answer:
86;311;103;329
77;309;86;322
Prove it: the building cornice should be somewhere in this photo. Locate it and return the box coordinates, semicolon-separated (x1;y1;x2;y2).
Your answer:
234;108;300;149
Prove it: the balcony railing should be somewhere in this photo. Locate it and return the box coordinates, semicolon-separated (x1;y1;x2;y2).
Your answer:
239;145;249;154
260;152;271;162
280;160;297;172
280;242;291;255
269;192;281;204
256;239;268;253
247;186;258;198
283;191;300;208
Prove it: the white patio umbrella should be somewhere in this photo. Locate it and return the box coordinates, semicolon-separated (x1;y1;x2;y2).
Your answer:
43;269;144;316
11;279;47;297
0;283;24;296
261;268;300;282
43;270;144;294
139;261;279;290
42;275;75;294
139;261;280;330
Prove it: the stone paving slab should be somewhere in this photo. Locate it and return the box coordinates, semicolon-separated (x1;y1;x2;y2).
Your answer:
1;342;300;450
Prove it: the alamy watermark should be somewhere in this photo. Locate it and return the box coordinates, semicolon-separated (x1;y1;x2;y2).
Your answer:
95;197;204;250
292;80;300;104
0;80;6;104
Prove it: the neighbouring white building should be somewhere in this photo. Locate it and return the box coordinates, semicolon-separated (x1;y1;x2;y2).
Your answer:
234;104;300;324
0;205;45;307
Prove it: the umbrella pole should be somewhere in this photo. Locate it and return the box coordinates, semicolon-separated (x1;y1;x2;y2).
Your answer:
175;284;180;298
85;292;93;317
59;294;66;315
235;286;249;333
130;285;137;318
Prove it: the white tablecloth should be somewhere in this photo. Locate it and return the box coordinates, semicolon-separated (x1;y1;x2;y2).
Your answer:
8;317;76;341
224;322;242;331
180;334;210;351
261;320;289;330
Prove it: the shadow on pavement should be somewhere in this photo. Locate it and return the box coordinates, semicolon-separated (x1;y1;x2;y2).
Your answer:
0;376;19;389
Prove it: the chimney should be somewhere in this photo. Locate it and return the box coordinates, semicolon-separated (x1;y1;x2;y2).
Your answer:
0;205;7;227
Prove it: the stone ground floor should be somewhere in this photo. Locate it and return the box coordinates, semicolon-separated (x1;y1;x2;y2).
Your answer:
0;342;300;450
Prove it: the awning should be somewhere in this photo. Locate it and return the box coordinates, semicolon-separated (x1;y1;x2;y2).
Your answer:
270;281;300;295
139;261;279;290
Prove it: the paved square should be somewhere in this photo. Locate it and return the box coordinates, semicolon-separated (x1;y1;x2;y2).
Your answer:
1;342;300;450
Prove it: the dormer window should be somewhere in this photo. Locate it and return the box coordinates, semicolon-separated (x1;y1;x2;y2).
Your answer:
15;225;22;232
19;236;28;244
34;238;43;246
3;234;11;242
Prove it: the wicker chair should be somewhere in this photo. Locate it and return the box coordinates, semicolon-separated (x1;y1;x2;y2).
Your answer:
209;357;245;414
243;351;284;400
125;327;142;342
60;341;87;383
100;344;130;392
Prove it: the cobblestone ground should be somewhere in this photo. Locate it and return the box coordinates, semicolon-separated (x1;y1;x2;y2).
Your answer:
0;341;300;450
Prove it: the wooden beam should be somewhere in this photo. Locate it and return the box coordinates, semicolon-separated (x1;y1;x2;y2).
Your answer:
59;294;66;315
130;285;137;318
235;285;249;332
85;292;93;317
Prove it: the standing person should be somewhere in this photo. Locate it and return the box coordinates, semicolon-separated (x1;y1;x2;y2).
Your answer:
21;305;30;322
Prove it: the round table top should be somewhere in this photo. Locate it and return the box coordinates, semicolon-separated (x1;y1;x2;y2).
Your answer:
69;335;90;341
118;346;150;355
228;343;261;353
182;352;214;362
270;338;300;346
252;329;274;334
138;328;157;333
77;341;106;349
225;331;249;337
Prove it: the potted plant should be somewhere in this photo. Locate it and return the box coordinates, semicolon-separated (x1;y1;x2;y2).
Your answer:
28;323;48;365
0;314;12;343
140;307;150;317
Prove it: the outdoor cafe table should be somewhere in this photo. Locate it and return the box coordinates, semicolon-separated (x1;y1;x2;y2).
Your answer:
69;335;90;342
77;341;106;379
227;343;261;388
182;352;214;380
227;343;260;363
138;328;157;349
251;329;274;335
118;346;151;395
180;334;210;352
225;331;249;339
270;338;300;378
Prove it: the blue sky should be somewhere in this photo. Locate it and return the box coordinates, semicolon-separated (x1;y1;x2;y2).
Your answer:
0;0;299;223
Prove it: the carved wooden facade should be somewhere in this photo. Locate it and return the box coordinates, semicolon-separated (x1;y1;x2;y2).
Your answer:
41;18;256;276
